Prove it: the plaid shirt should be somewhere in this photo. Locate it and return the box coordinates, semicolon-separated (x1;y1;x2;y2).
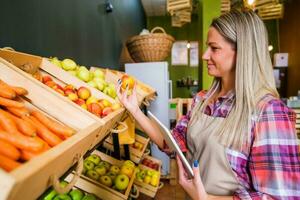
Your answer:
171;91;300;199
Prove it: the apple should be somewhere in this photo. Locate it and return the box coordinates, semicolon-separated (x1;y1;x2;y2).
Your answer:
120;165;134;178
100;175;113;187
121;75;135;91
55;88;65;96
101;107;113;117
78;66;89;72
150;173;160;187
98;161;111;171
146;169;155;177
83;160;95;171
81;104;88;110
43;181;68;200
98;99;112;108
93;69;105;79
109;165;120;174
111;103;122;111
103;87;116;98
74;98;86;106
53;194;72;200
82;194;97;200
94;165;107;176
64;84;75;91
143;175;151;184
87;80;97;88
86;96;98;105
61;59;77;71
68;93;78;101
45;81;56;88
86;169;100;181
64;88;75;96
50;57;62;68
123;160;135;169
87;103;102;117
114;174;129;191
106;171;117;181
77;87;91;100
69;189;84;200
42;76;53;84
86;154;101;165
93;78;107;91
77;69;90;82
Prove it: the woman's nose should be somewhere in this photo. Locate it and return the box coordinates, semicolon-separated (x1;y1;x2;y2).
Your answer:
202;49;210;60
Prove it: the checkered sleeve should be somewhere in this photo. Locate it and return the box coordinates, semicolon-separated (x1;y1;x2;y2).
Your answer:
233;99;300;200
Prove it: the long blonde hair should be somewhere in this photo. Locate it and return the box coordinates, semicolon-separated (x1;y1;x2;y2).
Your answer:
194;10;279;151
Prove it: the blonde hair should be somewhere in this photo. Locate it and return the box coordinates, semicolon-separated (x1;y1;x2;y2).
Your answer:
193;10;279;151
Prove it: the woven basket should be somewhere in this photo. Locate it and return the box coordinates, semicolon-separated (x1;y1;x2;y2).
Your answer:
126;27;175;62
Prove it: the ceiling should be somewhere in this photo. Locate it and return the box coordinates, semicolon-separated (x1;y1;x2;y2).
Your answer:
141;0;167;16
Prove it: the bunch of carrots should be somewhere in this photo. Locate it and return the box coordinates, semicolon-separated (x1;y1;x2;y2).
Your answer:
0;79;75;172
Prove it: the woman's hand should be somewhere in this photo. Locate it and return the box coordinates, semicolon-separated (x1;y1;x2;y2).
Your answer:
116;80;139;115
176;155;207;200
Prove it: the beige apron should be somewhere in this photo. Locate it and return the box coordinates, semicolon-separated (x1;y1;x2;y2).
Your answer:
186;103;240;196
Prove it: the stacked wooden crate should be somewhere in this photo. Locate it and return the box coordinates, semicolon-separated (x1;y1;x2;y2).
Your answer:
167;0;192;27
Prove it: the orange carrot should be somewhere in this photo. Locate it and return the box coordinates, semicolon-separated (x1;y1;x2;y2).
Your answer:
24;116;62;147
11;86;28;96
0;96;24;108
6;106;30;117
0;109;18;133
0;80;16;99
0;139;21;160
31;110;75;137
0;130;43;152
5;110;36;137
0;154;21;172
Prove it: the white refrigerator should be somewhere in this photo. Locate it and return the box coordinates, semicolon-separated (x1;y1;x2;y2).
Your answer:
125;62;171;175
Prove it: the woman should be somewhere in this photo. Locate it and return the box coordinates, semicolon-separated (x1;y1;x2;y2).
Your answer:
117;10;300;199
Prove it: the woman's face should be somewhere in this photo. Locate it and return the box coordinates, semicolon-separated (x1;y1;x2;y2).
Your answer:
202;27;236;79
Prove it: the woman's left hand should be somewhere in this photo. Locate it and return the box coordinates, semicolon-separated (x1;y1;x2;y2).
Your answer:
176;155;207;200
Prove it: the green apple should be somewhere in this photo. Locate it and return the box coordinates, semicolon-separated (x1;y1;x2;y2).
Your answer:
146;169;154;177
94;165;106;176
82;194;97;200
86;154;101;165
143;175;151;184
99;175;113;187
93;78;107;91
86;96;98;105
77;69;90;82
109;165;120;174
114;174;129;191
86;169;100;181
123;160;135;169
98;161;111;171
106;171;117;181
53;194;72;200
93;69;105;79
50;57;62;68
43;181;69;200
87;80;97;88
78;66;89;72
62;59;77;71
69;189;84;200
83;160;95;172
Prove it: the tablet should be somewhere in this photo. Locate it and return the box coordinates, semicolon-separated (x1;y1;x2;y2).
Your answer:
147;111;194;177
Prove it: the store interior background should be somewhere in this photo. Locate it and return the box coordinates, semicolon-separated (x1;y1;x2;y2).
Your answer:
0;0;299;98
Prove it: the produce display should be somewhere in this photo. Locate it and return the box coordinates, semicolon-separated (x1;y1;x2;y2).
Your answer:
49;57;117;99
140;157;160;171
135;167;160;187
36;75;121;118
82;154;136;193
43;181;98;200
0;79;74;172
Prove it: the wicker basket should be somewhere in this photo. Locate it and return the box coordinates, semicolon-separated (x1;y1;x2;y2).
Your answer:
126;27;175;62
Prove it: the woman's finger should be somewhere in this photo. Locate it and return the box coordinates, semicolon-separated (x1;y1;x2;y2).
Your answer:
192;160;200;184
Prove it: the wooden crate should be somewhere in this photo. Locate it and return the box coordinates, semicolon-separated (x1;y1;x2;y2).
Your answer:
103;134;150;164
134;155;162;198
90;67;157;107
65;150;137;200
0;58;104;200
0;49;126;147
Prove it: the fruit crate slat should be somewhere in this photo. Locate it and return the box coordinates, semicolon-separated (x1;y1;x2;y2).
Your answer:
0;58;104;200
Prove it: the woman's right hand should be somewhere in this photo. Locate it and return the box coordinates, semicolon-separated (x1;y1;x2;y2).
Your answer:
116;80;140;116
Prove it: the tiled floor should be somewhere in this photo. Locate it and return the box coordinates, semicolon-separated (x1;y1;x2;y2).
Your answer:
137;180;186;200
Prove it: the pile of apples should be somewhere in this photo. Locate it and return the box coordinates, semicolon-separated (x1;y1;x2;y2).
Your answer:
130;141;144;151
43;181;97;200
41;75;121;118
83;154;136;193
141;157;160;171
49;58;117;99
135;167;160;187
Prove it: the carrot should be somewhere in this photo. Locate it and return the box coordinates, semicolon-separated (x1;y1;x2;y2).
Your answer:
4;110;36;137
0;154;21;172
0;139;21;160
0;109;18;133
23;115;62;147
11;86;28;96
20;150;40;161
0;96;24;108
0;80;16;99
0;130;43;152
6;106;30;117
31;110;75;137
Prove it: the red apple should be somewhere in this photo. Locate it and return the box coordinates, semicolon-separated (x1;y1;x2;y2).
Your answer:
45;81;56;88
74;98;85;106
87;103;102;117
77;86;91;100
64;88;75;96
121;75;135;91
42;75;53;84
102;107;113;117
68;93;78;101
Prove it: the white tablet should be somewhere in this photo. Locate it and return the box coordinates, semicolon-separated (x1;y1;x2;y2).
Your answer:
147;111;194;177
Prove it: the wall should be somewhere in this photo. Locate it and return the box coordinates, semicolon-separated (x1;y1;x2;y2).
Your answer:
0;0;146;70
279;0;300;97
147;15;200;98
